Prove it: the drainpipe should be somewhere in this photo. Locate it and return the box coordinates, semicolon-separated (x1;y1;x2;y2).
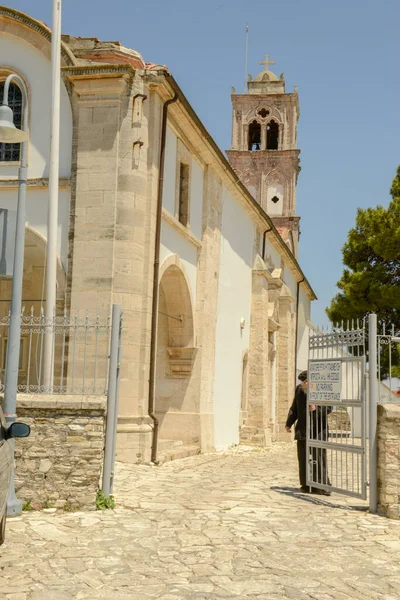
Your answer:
295;277;305;385
262;225;273;260
148;91;178;464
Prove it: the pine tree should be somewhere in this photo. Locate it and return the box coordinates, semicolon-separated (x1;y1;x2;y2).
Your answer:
327;166;400;378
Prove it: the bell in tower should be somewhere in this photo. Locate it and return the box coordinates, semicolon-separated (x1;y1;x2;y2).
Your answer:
226;54;301;257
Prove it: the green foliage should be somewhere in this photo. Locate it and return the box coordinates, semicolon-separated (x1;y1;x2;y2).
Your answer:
327;166;400;379
96;490;116;511
22;501;33;512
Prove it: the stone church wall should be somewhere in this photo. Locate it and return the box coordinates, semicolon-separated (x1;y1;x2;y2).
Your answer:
377;403;400;519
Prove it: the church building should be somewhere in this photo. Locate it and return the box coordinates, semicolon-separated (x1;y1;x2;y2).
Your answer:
0;7;315;464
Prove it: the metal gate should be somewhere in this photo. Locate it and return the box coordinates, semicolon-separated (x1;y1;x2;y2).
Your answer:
307;322;367;499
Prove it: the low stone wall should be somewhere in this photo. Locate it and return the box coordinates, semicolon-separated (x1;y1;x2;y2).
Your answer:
377;403;400;519
14;395;106;511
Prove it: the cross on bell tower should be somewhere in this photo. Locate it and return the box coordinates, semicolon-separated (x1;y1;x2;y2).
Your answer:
226;54;302;257
259;54;275;71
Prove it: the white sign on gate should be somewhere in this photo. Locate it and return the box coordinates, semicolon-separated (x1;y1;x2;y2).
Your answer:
308;360;342;402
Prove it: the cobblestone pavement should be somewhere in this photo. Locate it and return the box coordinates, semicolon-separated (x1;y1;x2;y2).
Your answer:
1;443;400;600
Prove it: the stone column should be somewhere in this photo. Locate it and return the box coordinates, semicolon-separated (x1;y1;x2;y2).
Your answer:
195;168;223;452
66;71;129;310
276;289;295;440
65;69;158;462
240;257;271;446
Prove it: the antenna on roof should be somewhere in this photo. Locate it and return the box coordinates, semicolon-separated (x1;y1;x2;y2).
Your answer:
244;24;249;94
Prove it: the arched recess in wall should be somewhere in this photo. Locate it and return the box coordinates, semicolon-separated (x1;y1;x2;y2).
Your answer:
158;254;195;348
0;226;66;389
0;225;66;316
266;120;280;150
248;120;261;151
155;255;198;443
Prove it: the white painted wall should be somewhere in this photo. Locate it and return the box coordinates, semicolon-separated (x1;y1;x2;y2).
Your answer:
162;127;204;242
283;264;297;300
0;33;72;178
0;188;70;268
262;236;281;271
0;31;73;269
297;301;311;375
160;221;198;302
213;187;254;450
162;127;177;216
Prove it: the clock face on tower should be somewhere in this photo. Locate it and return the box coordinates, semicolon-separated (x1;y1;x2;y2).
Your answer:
226;54;301;258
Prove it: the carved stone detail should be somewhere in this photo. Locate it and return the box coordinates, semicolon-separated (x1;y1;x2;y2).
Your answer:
167;347;197;377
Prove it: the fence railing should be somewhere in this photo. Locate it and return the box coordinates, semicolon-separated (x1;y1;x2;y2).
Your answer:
0;307;112;395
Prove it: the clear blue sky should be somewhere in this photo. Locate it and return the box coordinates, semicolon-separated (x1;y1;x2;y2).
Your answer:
6;0;400;325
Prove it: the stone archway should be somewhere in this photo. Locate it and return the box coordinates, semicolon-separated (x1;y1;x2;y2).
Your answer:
0;226;66;389
155;257;199;446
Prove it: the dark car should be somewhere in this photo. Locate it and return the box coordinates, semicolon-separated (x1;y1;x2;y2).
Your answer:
0;401;30;545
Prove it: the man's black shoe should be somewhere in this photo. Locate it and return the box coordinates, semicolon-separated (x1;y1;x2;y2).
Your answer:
313;488;331;496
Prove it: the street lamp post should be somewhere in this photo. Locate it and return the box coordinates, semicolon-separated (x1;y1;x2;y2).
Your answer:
0;73;29;515
43;0;62;391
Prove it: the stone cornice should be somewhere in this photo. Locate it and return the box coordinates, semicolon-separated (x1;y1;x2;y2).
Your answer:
63;65;133;100
227;149;300;158
0;177;70;190
62;64;134;80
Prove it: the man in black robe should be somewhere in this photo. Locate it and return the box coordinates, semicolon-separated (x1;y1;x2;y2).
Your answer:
286;370;331;495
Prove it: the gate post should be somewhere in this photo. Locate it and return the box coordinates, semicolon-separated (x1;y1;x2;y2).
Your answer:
102;304;122;498
368;313;378;513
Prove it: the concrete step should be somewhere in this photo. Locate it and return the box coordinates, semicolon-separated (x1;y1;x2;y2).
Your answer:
157;444;200;464
158;439;184;451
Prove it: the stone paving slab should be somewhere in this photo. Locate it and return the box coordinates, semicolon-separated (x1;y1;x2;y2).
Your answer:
1;443;400;599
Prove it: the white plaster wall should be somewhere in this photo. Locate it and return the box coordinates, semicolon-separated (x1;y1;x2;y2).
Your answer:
162;127;177;215
283;264;297;300
160;221;198;302
262;236;281;271
267;183;284;216
0;188;70;268
213;187;254;450
0;33;72;178
0;32;73;269
296;292;311;375
189;158;203;240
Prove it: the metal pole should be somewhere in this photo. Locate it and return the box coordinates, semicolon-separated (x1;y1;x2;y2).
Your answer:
368;313;378;513
2;75;29;515
43;0;62;390
102;305;121;497
244;24;249;94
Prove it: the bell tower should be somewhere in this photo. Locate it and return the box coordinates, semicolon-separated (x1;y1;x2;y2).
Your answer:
226;54;301;257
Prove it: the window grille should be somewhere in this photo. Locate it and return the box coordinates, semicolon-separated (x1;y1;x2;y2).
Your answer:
0;81;22;162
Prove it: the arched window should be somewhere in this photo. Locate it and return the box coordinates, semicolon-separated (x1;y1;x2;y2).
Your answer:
0;81;22;162
266;120;279;150
248;120;261;151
